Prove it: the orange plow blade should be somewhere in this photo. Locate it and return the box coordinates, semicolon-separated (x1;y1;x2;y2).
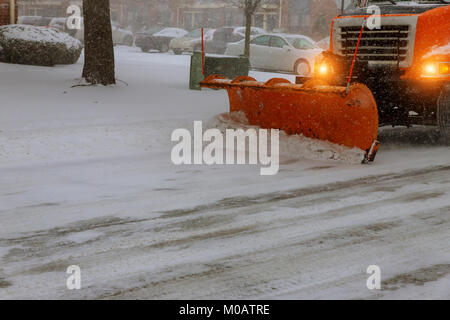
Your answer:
201;75;379;161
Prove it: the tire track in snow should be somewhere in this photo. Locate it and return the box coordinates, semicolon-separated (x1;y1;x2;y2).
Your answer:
1;164;449;299
160;165;450;218
90;167;450;299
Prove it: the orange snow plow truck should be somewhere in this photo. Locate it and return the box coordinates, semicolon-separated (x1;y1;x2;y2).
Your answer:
202;0;450;163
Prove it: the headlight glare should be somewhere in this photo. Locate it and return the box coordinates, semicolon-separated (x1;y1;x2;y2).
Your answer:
439;62;450;75
424;63;437;75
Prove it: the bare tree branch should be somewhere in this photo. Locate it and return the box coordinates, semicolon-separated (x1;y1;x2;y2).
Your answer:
229;0;265;57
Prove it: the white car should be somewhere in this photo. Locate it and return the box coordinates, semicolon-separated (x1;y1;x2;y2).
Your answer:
225;34;323;75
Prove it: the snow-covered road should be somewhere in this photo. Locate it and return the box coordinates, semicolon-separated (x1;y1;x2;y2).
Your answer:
0;47;449;299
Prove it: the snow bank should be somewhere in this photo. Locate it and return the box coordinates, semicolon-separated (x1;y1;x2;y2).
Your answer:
0;24;82;66
0;25;81;49
204;112;365;165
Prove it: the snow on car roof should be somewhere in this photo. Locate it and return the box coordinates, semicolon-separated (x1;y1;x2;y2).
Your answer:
271;33;316;42
251;33;317;45
154;28;188;37
233;27;266;34
50;18;67;23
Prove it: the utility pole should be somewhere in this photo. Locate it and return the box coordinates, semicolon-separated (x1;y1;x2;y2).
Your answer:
9;0;15;24
279;0;283;30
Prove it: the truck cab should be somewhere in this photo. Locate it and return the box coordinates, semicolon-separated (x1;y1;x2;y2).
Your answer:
315;0;449;141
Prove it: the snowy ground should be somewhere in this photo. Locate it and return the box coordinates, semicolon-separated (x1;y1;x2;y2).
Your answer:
0;46;449;299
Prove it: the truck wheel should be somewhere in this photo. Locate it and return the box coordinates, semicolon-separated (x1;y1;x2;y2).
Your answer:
173;49;182;55
294;59;311;76
437;84;450;145
140;46;150;53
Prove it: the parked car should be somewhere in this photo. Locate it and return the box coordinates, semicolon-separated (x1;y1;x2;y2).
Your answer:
225;34;323;75
136;27;188;53
137;25;165;35
205;26;266;54
49;17;67;32
73;18;134;47
18;16;52;27
49;18;134;46
317;37;330;50
169;28;215;55
110;21;135;46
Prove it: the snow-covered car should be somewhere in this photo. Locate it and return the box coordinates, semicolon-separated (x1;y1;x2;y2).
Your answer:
225;34;323;75
136;27;188;53
169;28;215;55
205;26;266;54
67;19;134;46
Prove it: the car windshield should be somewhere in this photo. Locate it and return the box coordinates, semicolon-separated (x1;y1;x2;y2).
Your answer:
185;29;202;38
286;37;317;50
50;18;66;24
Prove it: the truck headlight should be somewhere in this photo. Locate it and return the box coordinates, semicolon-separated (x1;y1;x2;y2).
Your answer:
423;63;437;76
439;62;450;75
318;64;329;76
315;61;333;77
423;62;450;77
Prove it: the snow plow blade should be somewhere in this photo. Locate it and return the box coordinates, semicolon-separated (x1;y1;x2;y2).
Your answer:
201;75;379;162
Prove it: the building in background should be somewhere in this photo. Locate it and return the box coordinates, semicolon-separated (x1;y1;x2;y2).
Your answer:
0;0;18;25
18;0;70;17
287;0;342;40
169;0;342;40
15;0;347;40
173;0;281;32
16;0;171;32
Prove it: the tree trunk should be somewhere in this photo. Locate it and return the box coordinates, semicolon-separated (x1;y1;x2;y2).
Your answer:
82;0;116;85
244;12;252;58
